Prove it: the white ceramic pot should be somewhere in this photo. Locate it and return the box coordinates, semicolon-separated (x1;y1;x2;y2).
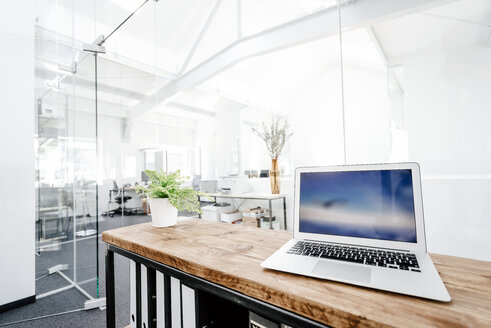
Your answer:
148;198;178;227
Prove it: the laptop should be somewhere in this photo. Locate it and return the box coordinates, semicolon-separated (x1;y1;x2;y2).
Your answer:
261;163;451;302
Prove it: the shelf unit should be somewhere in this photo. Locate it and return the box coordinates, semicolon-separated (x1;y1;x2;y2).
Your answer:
106;244;325;328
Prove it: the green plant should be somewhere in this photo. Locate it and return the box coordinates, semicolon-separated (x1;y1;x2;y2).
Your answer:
136;170;202;214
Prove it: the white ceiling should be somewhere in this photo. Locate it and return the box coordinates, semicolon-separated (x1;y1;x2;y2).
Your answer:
374;0;491;63
35;0;491;122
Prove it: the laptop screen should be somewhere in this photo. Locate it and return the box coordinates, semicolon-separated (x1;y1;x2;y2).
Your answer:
299;169;417;243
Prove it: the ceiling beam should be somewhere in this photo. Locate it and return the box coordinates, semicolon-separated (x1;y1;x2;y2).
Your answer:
179;0;223;75
167;102;216;117
129;0;455;120
36;67;148;102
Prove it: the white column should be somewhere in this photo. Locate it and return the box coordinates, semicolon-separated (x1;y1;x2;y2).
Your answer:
0;0;36;307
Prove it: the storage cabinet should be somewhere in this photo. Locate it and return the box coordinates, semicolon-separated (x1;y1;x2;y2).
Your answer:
107;246;319;328
120;252;293;328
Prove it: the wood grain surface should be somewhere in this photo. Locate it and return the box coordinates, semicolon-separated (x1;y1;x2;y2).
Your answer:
102;220;491;328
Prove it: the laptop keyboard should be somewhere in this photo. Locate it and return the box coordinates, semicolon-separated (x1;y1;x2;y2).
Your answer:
288;241;421;272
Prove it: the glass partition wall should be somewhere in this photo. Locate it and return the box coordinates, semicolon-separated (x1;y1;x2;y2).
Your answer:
29;1;153;323
32;40;99;321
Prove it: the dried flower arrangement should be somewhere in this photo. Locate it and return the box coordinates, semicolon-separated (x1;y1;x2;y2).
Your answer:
251;116;293;160
252;116;292;194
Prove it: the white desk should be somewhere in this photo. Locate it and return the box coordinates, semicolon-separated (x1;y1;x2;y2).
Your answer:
198;192;287;229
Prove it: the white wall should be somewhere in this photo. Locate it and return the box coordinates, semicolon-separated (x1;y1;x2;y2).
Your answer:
195;115;216;179
211;102;242;177
285;62;391;168
68;110;198;185
0;0;36;307
404;46;491;261
343;64;392;164
287;65;345;168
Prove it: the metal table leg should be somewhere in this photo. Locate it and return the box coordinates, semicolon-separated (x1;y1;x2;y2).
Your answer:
105;246;116;328
122;188;125;217
198;195;201;218
283;197;287;230
269;199;273;229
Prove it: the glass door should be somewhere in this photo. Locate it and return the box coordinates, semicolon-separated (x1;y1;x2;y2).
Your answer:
72;53;99;299
30;37;99;321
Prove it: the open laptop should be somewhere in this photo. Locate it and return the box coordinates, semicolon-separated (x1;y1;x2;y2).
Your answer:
261;163;451;302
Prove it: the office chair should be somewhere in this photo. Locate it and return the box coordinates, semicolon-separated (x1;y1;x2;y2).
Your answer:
102;181;134;217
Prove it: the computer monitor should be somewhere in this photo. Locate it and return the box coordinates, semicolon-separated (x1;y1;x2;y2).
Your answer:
141;171;149;183
191;175;201;190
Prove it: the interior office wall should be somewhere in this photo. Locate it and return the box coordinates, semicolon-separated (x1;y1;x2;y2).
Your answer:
210;104;242;177
99;114;126;182
130;121;158;152
195;116;216;179
129;113;197;150
338;0;491;261
285;62;391;169
403;47;491;261
343;64;391;164
0;0;36;307
286;65;345;168
157;124;195;147
240;107;273;175
80;109;198;210
71;110;197;181
404;47;491;175
204;104;281;179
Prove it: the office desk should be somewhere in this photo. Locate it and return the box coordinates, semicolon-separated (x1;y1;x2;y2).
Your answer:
37;205;69;240
103;220;491;328
199;192;287;229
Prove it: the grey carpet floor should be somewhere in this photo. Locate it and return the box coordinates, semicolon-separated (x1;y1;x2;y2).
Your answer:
0;214;152;327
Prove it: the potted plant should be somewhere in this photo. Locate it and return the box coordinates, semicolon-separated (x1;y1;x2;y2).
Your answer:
252;116;292;194
136;170;202;227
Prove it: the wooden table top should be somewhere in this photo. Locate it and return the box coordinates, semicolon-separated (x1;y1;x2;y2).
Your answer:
102;219;491;328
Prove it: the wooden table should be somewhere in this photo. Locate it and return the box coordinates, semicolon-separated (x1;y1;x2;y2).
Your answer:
199;192;287;229
102;219;491;328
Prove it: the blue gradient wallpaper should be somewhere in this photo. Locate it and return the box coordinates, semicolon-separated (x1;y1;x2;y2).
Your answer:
299;169;417;242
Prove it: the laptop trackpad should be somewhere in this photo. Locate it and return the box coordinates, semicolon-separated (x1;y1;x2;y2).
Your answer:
311;260;372;283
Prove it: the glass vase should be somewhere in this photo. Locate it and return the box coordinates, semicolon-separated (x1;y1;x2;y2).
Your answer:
269;158;280;194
